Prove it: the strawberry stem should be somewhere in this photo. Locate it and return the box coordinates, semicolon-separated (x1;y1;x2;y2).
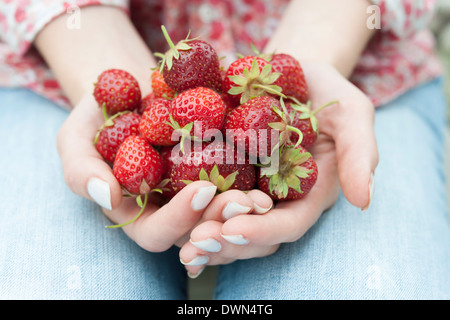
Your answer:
161;25;177;56
105;193;149;229
311;100;338;116
286;125;304;147
101;103;109;121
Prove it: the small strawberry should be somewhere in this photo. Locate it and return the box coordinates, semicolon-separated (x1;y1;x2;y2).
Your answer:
170;86;225;140
170;141;256;194
139;98;177;146
257;144;318;201
222;56;284;105
267;53;309;103
151;69;176;99
223;96;303;158
113;135;164;196
94;109;141;164
93;69;142;115
156;25;222;93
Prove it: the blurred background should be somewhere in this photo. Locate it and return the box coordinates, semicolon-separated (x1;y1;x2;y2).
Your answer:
432;0;450;215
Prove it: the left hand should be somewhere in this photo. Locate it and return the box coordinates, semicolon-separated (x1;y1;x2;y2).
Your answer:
179;61;379;277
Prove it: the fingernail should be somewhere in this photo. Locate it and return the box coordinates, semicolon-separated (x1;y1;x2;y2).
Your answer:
87;177;112;210
253;202;273;214
188;266;205;279
180;255;210;266
190;238;222;253
362;172;375;212
220;233;249;245
222;202;252;220
191;186;217;211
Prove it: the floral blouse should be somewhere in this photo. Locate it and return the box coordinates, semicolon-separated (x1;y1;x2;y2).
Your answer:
0;0;443;109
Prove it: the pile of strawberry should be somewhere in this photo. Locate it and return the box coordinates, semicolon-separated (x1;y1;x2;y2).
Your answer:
93;26;335;228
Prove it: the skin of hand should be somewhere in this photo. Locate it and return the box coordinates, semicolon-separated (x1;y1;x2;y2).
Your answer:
179;0;380;276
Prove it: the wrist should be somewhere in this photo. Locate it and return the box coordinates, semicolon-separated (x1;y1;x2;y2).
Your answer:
35;6;156;106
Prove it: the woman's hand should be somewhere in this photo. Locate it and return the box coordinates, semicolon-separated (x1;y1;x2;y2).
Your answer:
179;61;379;277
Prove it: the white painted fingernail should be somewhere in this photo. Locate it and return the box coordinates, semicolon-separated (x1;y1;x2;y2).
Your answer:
253;202;273;214
362;172;375;212
222;202;252;220
220;233;249;245
191;186;217;211
190;238;222;253
188;266;205;279
180;256;210;266
87;177;112;210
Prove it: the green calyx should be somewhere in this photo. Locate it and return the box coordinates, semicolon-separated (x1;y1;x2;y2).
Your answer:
156;25;196;73
105;179;170;229
260;145;313;199
227;58;285;104
267;99;304;152
94;103;131;145
182;165;238;193
165;114;203;153
287;98;339;134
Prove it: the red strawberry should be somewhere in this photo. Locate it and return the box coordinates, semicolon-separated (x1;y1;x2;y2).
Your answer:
139;98;177;146
268;53;309;103
170;141;256;194
151;69;176;99
157;26;222;93
223;96;287;158
170;86;225;140
137;92;156;115
94;111;141;164
257;144;318;201
93;69;142;115
222;56;283;105
113;135;164;195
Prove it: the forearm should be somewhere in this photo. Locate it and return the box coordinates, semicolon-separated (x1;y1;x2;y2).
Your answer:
34;5;156;106
264;0;375;78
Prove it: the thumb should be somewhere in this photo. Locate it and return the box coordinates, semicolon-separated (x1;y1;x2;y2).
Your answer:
57;94;123;210
332;98;379;211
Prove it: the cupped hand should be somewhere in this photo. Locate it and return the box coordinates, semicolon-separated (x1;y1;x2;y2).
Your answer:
179;61;379;277
56;93;220;252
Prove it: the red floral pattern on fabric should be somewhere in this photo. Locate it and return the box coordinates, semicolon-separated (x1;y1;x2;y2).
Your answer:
0;0;442;109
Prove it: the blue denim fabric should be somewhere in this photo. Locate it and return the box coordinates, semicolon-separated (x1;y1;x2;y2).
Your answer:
0;78;449;299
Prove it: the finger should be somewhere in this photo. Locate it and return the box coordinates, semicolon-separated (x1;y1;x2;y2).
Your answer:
201;189;274;222
328;96;378;210
180;220;279;277
112;181;218;252
57;94;122;210
220;148;340;246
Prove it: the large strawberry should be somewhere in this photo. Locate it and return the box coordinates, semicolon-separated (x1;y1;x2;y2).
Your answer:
93;69;142;115
113;135;164;196
222;56;283;105
268;53;309;103
170;86;225;140
157;26;222;93
94;110;141;164
139;98;177;146
222;96;303;158
170;141;256;194
257;144;318;201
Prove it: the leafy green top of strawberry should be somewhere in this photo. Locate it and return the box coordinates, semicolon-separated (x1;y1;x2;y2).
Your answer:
181;164;239;193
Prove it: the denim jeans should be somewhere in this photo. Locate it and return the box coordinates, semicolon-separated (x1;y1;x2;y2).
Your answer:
0;78;449;299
